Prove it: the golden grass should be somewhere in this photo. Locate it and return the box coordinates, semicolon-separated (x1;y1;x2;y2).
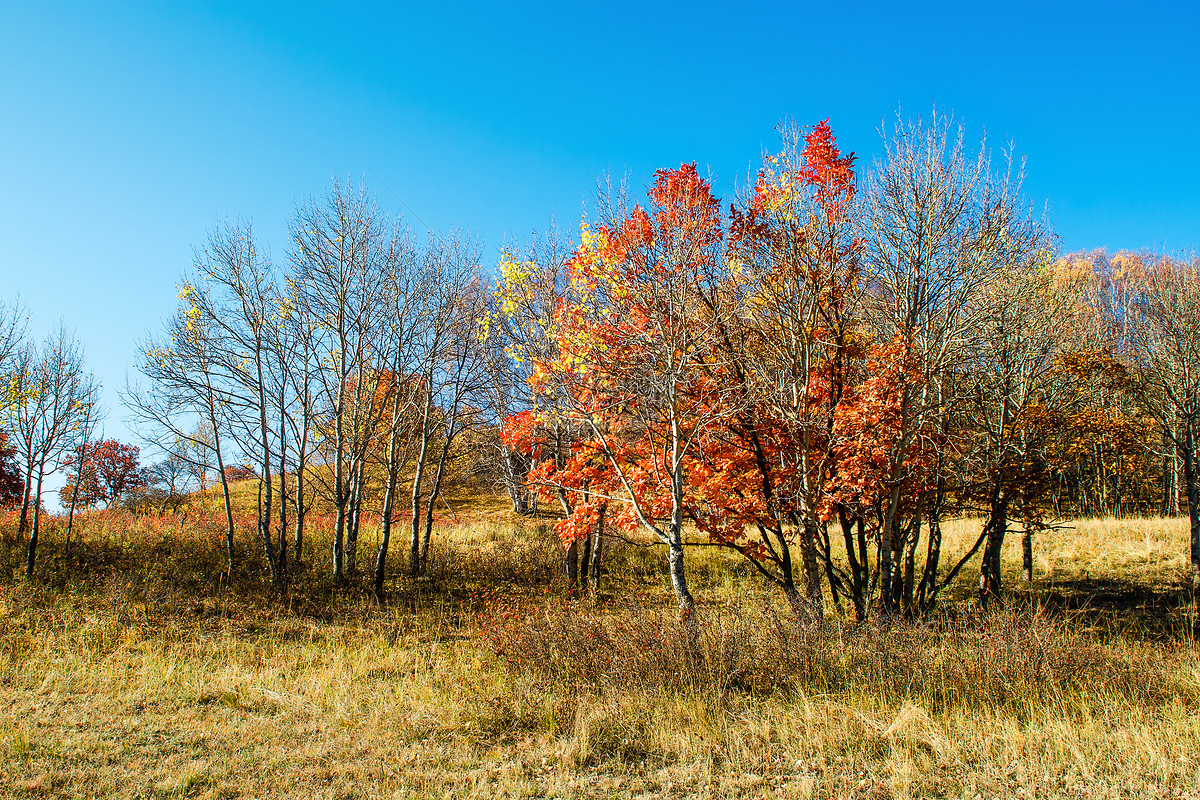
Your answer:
1;507;1198;798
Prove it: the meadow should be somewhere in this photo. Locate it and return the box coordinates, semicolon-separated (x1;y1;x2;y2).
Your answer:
1;495;1199;799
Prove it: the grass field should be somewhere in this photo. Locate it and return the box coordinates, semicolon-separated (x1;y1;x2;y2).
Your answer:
1;498;1199;798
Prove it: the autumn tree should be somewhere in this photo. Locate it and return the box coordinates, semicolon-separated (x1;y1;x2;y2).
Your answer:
1100;253;1200;587
486;226;575;517
0;298;27;511
0;429;22;507
711;119;864;620
4;324;97;577
958;258;1075;599
405;234;488;582
514;164;741;619
60;439;144;509
128;284;244;571
181;220;298;588
361;219;432;598
292;180;394;582
859;110;1047;615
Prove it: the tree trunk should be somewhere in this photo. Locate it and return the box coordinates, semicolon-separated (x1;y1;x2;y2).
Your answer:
667;533;695;619
410;386;434;580
565;539;580;599
980;492;1009;605
917;513;942;612
334;505;347;582
64;472;81;559
64;438;87;560
1184;424;1200;590
579;526;593;591
878;484;902;617
16;462;32;536
276;471;288;591
347;458;365;577
1021;528;1033;582
587;506;605;597
420;435;454;572
901;515;920;617
374;477;393;604
25;461;46;579
294;466;305;570
800;519;824;622
207;393;236;573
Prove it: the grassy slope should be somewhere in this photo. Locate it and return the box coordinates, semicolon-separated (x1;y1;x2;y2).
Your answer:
1;489;1198;799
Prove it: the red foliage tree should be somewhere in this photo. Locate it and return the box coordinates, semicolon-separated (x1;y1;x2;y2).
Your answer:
222;464;258;483
60;440;146;509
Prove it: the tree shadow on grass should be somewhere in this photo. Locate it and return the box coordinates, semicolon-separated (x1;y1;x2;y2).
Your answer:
1029;575;1198;642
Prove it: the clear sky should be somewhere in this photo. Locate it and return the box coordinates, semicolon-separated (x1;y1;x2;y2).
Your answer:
2;0;1198;459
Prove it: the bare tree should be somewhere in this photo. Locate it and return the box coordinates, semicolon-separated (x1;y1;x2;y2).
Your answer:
5;324;96;577
407;233;486;581
1103;253;1200;588
62;390;102;556
185;221;287;587
0;298;27;377
861;109;1047;615
369;219;427;600
125;295;240;571
291;180;391;582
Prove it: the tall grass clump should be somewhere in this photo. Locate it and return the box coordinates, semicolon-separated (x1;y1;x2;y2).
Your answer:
483;600;1193;713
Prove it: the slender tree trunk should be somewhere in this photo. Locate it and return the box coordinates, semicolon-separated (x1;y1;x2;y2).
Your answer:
980;491;1009;605
375;395;406;602
16;463;32;535
409;387;434;580
1184;423;1200;590
25;461;46;579
879;483;902;617
276;446;288;591
667;414;697;622
64;434;88;560
420;430;456;572
503;446;527;514
1021;526;1033;582
347;458;365;577
294;466;305;569
374;476;394;603
902;515;920;617
667;531;695;619
256;356;275;584
1169;430;1182;517
587;505;605;597
565;539;580;599
800;519;824;622
375;448;396;603
64;474;81;559
332;381;347;582
579;526;593;590
918;514;942;612
206;392;236;573
334;506;347;582
839;512;868;622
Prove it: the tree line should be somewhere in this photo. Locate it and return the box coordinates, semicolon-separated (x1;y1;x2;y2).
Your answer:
493;113;1200;623
2;110;1198;620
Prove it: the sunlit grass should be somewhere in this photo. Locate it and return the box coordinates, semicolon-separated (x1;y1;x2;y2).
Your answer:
1;501;1198;797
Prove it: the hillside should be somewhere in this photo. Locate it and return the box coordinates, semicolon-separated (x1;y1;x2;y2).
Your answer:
2;499;1199;797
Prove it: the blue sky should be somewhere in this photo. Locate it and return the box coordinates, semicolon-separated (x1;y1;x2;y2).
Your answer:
2;0;1198;458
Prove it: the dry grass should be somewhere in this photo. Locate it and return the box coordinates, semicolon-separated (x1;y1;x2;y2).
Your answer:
1;507;1199;798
